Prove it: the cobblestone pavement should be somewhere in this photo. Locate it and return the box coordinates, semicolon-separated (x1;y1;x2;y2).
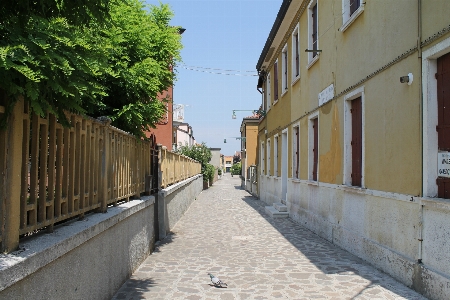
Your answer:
112;174;426;300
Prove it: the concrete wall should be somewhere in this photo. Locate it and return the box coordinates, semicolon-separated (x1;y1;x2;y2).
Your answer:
0;197;155;300
158;174;203;239
284;178;450;300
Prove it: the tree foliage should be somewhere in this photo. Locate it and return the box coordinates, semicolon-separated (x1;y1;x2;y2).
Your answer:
231;162;241;176
0;0;182;137
176;143;214;182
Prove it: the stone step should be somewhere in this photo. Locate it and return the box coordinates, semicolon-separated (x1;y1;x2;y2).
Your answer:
273;202;287;212
265;206;289;218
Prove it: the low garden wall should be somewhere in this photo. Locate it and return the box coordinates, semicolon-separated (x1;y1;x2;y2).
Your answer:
0;196;155;300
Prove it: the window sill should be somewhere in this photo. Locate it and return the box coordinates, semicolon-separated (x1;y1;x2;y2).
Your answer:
307;54;320;70
306;180;319;186
281;89;288;98
291;75;300;86
340;184;366;194
273;99;279;106
339;5;364;33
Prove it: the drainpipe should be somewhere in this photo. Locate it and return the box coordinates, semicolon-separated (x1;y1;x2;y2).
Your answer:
418;0;423;264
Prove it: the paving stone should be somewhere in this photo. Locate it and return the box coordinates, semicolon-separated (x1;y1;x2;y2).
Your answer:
111;174;427;300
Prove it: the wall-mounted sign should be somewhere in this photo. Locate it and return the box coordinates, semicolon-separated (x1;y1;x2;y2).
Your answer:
318;84;334;106
438;152;450;178
173;104;184;122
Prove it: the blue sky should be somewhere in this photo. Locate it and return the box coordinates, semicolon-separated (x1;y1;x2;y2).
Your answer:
145;0;282;155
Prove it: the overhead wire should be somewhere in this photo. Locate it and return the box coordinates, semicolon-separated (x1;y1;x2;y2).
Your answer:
178;64;258;77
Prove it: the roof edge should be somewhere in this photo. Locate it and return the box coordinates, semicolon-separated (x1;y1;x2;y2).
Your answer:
256;0;292;71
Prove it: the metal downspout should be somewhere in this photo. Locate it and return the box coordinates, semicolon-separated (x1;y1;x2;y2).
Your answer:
418;0;424;264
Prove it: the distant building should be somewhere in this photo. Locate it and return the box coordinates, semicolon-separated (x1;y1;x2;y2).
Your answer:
145;89;173;150
173;122;195;151
224;156;233;173
240;114;259;191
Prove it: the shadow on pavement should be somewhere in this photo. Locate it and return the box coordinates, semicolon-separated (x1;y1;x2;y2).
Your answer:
238;193;423;300
113;278;156;299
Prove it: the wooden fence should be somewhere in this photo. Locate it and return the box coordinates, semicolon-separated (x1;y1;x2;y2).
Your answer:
160;147;202;188
0;96;201;253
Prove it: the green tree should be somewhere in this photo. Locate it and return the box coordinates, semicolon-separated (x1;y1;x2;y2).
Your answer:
88;1;183;137
231;162;241;176
0;1;111;127
0;0;183;137
177;143;214;182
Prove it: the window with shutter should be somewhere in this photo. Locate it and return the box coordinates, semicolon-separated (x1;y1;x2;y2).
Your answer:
274;135;279;177
294;126;300;178
351;97;362;186
313;118;318;181
312;4;318;57
282;44;288;92
284;50;288;90
295;34;299;77
292;25;300;80
274;61;279;101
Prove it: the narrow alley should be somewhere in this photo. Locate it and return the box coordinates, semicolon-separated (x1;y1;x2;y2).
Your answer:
112;174;425;300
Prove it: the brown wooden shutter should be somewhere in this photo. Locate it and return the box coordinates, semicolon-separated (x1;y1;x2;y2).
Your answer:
437;52;450;151
350;0;360;16
437;52;450;198
284;51;288;90
274;61;279;100
312;4;318;57
295;34;299;77
295;128;299;178
437;178;450;198
351;97;362;186
313;118;318;181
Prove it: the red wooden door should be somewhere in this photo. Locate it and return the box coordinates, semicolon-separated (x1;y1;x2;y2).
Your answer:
437;52;450;198
351;97;362;186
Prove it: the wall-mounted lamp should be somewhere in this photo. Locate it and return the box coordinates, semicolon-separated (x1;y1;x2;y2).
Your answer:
232;109;266;119
400;73;413;85
305;49;322;53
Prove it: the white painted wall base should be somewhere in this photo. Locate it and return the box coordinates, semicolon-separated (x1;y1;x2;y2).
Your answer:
258;175;450;300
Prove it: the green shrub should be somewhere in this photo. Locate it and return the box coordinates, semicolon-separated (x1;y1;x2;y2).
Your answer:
231;162;241;175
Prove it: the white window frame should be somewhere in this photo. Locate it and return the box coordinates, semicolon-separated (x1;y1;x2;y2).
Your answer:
422;36;450;198
260;141;265;175
308;111;319;181
292;123;300;179
274;134;279;177
340;0;365;32
267;138;271;176
266;74;272;111
343;86;365;187
291;24;300;84
307;0;319;68
281;44;288;96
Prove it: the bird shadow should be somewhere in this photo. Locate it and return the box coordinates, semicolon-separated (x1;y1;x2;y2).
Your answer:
208;284;228;288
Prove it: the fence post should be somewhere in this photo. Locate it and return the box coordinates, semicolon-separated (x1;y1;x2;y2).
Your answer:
156;144;166;240
153;144;162;241
98;117;111;213
1;96;24;253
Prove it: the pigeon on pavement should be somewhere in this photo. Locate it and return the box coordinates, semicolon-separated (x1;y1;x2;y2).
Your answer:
207;273;227;288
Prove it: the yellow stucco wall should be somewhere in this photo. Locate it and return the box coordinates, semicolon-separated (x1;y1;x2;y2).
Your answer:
258;0;436;195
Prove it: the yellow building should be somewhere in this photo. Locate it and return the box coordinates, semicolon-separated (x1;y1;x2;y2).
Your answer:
256;1;450;299
240;114;259;194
